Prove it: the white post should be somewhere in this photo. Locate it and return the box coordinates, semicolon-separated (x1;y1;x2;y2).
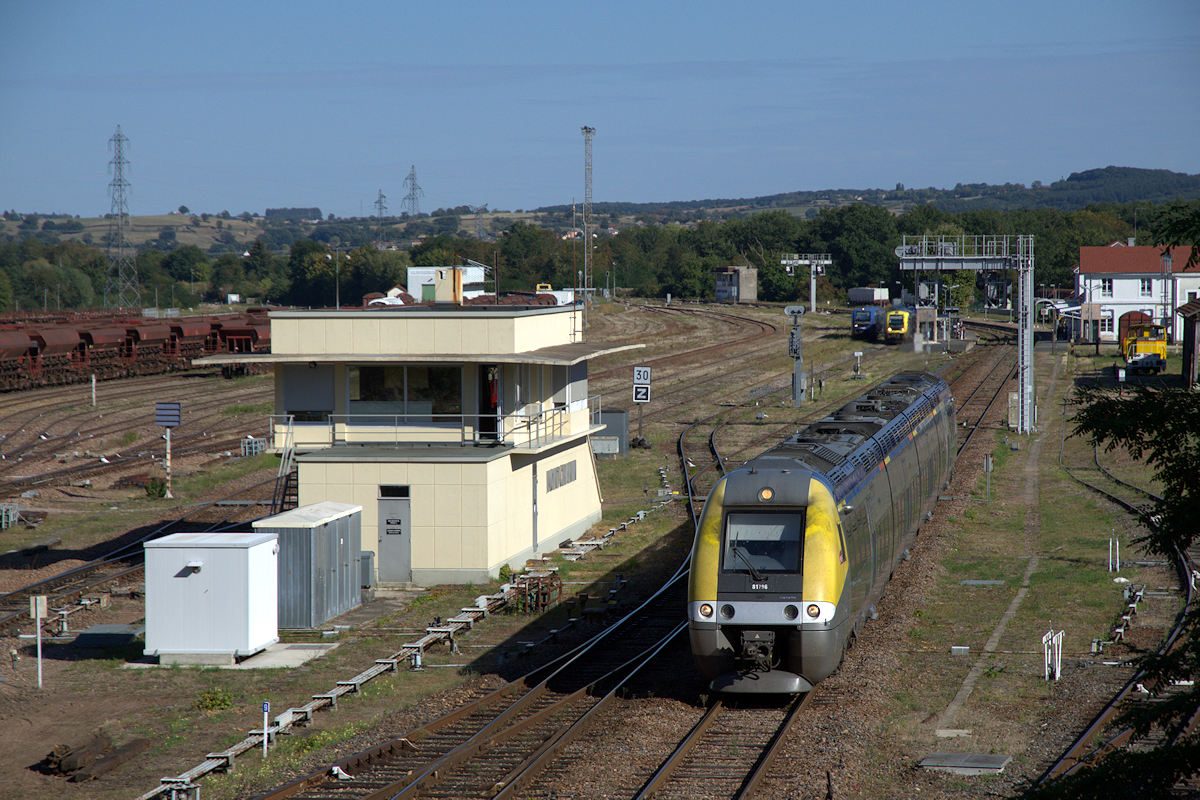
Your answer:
164;427;173;499
30;595;46;689
1042;630;1052;680
91;374;96;407
262;701;269;757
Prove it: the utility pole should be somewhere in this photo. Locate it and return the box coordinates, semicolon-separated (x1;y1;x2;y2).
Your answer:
402;166;423;217
104;126;139;309
581;126;595;332
374;189;387;242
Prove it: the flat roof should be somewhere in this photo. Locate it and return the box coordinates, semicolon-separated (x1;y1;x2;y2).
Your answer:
272;304;570;319
252;501;362;529
195;340;643;366
146;532;277;549
297;443;516;464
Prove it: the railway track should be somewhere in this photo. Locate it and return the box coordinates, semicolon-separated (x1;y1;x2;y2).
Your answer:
1034;434;1199;793
633;695;809;799
253;574;691;800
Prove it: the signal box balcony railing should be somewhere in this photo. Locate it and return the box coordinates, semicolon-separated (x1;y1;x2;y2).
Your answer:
270;395;601;452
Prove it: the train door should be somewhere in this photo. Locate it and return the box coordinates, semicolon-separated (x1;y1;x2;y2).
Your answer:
377;485;412;583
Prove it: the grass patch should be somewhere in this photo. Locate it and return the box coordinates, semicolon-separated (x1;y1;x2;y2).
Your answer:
222;402;272;416
201;721;372;799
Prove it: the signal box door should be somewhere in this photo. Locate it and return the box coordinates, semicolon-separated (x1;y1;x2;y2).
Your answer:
378;486;412;583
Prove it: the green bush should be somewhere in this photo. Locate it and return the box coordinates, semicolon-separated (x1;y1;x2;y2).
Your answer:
146;478;167;498
194;688;233;712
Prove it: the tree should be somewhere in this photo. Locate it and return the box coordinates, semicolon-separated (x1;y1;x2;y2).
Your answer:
805;203;899;289
0;268;13;311
178;205;189;215
162;245;209;283
1153;199;1200;270
1034;386;1200;798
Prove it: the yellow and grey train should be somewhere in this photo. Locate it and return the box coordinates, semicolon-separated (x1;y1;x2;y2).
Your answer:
688;371;955;693
884;308;914;343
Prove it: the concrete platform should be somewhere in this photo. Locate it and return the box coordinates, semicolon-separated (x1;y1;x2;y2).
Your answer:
125;641;339;670
222;642;339;669
919;752;1012;775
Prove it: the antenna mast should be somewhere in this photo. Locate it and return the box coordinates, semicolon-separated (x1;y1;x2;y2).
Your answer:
104;125;139;308
402;165;424;217
581;126;595;329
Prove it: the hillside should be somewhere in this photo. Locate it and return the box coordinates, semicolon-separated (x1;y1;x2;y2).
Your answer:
4;166;1197;251
536;166;1200;220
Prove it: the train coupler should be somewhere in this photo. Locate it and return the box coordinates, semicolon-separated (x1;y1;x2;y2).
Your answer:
739;630;775;672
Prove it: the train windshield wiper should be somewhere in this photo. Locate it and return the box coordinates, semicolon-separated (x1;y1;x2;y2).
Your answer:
729;542;766;582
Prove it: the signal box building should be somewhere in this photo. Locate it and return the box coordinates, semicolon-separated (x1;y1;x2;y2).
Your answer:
714;266;757;303
200;303;640;586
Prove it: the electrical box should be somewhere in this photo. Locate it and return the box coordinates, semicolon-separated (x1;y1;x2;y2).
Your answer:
144;532;278;665
253;502;363;629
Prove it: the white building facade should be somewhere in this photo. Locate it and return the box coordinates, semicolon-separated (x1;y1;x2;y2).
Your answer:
1075;243;1200;342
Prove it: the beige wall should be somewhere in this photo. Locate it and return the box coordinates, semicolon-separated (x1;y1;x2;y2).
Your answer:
297;437;601;584
270;308;578;357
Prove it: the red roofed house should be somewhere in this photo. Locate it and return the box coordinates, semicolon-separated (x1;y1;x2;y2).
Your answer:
1075;241;1200;343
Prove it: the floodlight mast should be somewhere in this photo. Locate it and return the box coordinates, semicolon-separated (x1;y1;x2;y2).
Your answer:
581;126;595;332
896;234;1036;434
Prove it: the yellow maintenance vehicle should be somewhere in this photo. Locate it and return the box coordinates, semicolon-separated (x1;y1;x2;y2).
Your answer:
1120;322;1167;375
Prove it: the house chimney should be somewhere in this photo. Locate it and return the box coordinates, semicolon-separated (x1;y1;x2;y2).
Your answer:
1127;237;1136;247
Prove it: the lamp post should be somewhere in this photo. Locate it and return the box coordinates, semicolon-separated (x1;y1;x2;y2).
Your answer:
325;248;348;309
1162;250;1173;342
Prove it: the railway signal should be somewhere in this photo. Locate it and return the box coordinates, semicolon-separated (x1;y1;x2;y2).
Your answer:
785;306;805;406
155;402;181;499
632;366;651;439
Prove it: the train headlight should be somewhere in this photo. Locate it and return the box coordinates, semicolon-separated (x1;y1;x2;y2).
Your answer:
720;604;735;619
805;604;821;619
783;604;798;621
758;487;774;502
698;603;714;618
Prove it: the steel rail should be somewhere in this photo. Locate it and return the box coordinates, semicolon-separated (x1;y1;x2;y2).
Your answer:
1034;447;1194;785
633;700;728;798
738;692;811;799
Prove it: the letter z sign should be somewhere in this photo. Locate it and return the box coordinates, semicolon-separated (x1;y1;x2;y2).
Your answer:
633;366;651;403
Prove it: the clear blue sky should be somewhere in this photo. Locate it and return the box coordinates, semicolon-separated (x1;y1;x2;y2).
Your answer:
2;1;1198;218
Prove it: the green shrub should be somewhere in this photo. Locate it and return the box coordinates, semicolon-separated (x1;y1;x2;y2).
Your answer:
194;688;233;712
